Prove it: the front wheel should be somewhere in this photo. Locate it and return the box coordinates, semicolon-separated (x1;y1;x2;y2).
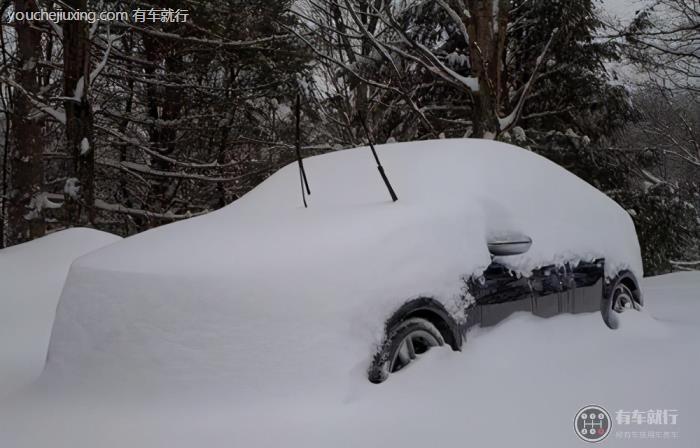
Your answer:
602;283;637;329
368;317;445;383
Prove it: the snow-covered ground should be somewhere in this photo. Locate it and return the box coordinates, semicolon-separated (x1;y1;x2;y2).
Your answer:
0;229;120;397
0;271;698;447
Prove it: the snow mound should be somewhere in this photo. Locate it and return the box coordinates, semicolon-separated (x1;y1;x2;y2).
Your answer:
43;139;642;398
0;229;121;397
2;273;698;448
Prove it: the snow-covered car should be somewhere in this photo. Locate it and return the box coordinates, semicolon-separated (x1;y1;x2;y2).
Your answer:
43;139;643;391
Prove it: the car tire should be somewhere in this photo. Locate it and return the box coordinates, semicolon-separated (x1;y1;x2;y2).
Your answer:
601;282;636;330
368;317;445;384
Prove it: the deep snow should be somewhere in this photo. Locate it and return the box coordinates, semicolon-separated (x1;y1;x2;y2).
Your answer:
0;229;120;397
42;139;642;400
0;273;698;447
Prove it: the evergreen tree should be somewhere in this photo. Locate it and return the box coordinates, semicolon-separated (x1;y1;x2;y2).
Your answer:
509;0;631;138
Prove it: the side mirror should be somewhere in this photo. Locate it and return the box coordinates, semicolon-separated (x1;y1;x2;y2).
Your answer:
487;233;533;256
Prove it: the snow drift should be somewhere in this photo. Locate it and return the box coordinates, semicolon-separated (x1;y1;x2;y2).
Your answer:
0;229;120;396
2;273;698;448
42;139;642;398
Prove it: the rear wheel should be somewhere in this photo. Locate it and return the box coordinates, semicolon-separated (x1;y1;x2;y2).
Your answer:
602;283;636;329
368;317;445;383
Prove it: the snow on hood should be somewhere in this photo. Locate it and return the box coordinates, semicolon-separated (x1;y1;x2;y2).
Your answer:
43;139;642;399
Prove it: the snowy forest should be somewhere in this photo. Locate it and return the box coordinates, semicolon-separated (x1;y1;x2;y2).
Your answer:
0;0;698;275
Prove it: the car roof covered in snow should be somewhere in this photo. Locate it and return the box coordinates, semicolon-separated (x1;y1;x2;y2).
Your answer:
74;138;641;280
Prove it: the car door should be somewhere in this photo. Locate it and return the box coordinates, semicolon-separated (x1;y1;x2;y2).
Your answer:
530;259;605;316
530;264;568;318
467;259;606;328
468;262;534;327
566;259;605;314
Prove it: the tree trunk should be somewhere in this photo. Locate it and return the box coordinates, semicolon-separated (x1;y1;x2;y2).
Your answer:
0;4;11;248
464;0;508;137
63;0;95;225
7;0;45;246
1;87;9;248
142;32;183;216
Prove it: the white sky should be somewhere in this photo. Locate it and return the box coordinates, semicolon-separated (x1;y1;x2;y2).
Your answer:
600;0;652;21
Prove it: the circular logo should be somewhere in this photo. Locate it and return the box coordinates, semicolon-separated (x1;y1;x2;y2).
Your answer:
574;405;612;442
